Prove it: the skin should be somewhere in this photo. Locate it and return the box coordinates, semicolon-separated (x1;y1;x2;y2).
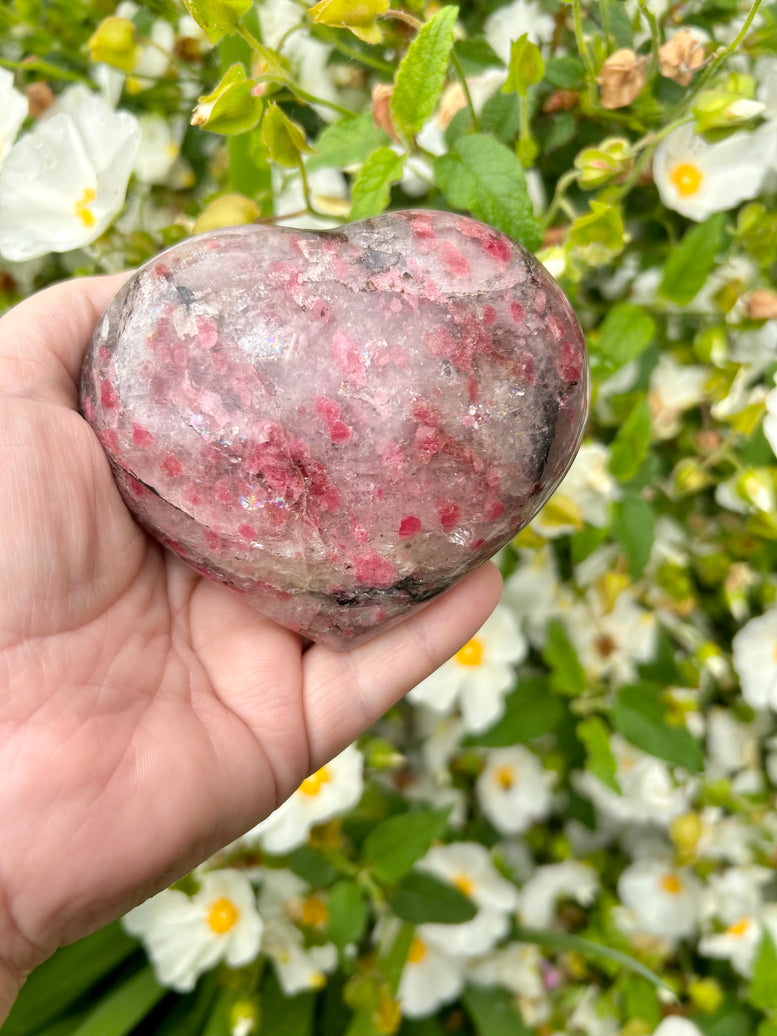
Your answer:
0;274;502;1020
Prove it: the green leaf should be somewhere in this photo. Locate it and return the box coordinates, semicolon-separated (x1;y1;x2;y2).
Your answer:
391;6;459;137
749;927;777;1011
513;927;671;990
594;302;656;375
69;967;166;1036
611;493;655;580
463;985;531;1036
542;619;587;696
693;997;759;1036
308;114;388;172
259;970;314;1036
349;146;405;220
660;212;727;306
452;37;504;75
758;1021;777;1036
502;33;544;96
544;56;586;89
193;63;263;136
309;0;389;45
609;398;652;483
389;871;477;924
287;845;340;887
463;676;564;747
435;134;542;250
578;716;621;793
363;808;451;882
379;922;415;994
261;102;313;166
479;90;521;145
612;684;705;771
2;923;138;1036
620;975;662;1027
326;880;369;952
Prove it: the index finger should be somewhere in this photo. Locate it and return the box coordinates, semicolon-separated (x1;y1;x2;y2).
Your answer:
0;272;131;408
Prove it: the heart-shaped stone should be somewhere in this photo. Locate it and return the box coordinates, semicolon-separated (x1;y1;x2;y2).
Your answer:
81;210;588;649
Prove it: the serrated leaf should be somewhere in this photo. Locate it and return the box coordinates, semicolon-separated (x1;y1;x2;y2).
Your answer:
544;56;586;89
349;146;404;220
578;716;621;793
308;113;388;172
594;302;655;375
463;985;531;1036
69;967;166;1036
326;880;368;952
391;6;458;137
609;398;652;482
463;676;564;747
363;808;451;882
181;0;251;45
435;133;542;250
749;927;777;1011
542;618;587;696
660;212;727;306
612;684;705;771
611;493;655;579
389;870;477;924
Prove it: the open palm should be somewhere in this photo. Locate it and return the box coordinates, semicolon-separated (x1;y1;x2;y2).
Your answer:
0;274;501;998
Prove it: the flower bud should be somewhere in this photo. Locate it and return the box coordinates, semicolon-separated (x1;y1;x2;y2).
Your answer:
87;16;138;73
574;137;632;189
688;978;724;1015
659;29;706;86
191;64;263;135
192;194;260;235
309;0;390;45
598;49;647;109
693;77;764;134
25;81;55;118
744;288;777;320
371;83;398;141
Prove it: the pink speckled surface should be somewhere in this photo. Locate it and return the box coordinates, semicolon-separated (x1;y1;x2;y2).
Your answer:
80;210;589;648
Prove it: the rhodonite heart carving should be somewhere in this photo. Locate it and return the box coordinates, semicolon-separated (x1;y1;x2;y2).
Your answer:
81;210;589;649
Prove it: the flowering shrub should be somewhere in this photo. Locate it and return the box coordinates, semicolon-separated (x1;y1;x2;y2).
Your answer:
3;1;777;1035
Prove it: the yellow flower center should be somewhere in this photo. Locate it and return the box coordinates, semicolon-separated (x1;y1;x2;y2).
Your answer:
453;873;475;897
299;765;331;796
301;895;329;927
455;637;484;667
206;895;240;935
74;187;97;227
726;918;751;937
495;765;515;790
670;161;704;197
407;936;427;963
661;873;683;896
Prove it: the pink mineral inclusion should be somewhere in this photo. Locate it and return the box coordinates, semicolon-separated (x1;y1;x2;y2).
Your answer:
80;210;589;649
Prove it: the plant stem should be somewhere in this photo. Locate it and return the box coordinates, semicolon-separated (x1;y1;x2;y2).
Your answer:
311;24;395;75
572;0;597;91
0;56;86;82
543;168;580;228
636;0;661;76
450;50;481;132
598;0;612;51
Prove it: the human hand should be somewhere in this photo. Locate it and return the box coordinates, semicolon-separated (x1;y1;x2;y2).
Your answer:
0;275;502;1018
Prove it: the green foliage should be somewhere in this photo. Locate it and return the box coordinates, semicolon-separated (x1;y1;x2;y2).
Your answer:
462;985;531;1036
660;212;727;305
578;715;620;793
435;134;542;249
462;676;564;746
349;146;405;219
363;808;452;881
612;684;705;771
390;6;459;138
181;0;251;45
543;619;588;696
389;871;477;924
749;928;777;1012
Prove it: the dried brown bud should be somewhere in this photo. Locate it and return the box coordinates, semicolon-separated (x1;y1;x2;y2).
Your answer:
659;29;706;86
598;48;647;110
25;81;55;119
744;289;777;321
371;82;398;142
438;82;468;129
542;89;579;113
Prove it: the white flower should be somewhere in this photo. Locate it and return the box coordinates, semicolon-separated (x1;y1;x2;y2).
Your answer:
518;862;600;929
484;0;555;62
575;735;690;827
706;707;760;776
407;604;527;733
653;1020;705;1036
614;859;703;947
564;583;657;685
397;932;466;1018
649;354;708;441
123;870;263;992
700;865;773;927
653;121;777;221
417;842;518;956
256;870;337;994
732;608;777;710
0;85;140;261
133;113;186;186
0;69;28;168
469;943;549;1024
245;744;364;854
532;442;619;537
475;746;554;836
698;915;765;977
763;383;777;460
503;546;563;647
568;988;619;1036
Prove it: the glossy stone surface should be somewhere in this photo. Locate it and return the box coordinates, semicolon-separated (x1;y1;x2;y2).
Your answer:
81;211;589;648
